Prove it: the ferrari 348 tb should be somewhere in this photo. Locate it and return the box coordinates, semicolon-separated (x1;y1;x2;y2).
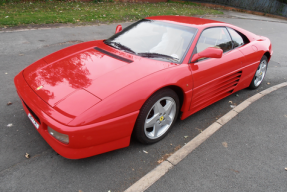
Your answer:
14;16;272;159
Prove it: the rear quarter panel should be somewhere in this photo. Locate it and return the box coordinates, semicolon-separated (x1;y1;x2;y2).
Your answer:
234;38;272;91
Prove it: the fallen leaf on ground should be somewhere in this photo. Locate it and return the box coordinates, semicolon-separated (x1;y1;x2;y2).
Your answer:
79;190;83;192
222;142;228;148
157;153;173;164
236;94;239;97
285;167;287;171
19;54;24;56
184;135;188;138
157;159;164;164
25;153;30;158
230;169;240;173
229;101;233;104
7;101;12;106
7;123;13;127
267;82;270;85
174;145;181;151
284;115;287;118
195;128;203;132
143;150;148;154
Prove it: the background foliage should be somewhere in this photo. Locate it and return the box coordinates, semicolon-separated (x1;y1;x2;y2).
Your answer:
0;1;222;27
189;0;287;17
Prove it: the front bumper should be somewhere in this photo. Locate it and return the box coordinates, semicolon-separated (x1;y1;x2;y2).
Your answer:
14;72;139;159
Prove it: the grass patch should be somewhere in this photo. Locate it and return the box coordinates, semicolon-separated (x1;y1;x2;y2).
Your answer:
0;1;223;28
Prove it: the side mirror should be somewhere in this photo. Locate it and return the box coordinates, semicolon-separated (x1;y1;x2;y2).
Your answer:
115;25;122;34
190;47;223;63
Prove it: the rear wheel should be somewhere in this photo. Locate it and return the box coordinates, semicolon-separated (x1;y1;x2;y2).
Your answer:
249;55;268;89
134;88;179;144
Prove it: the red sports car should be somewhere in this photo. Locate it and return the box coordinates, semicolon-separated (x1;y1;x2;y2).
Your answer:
14;16;272;159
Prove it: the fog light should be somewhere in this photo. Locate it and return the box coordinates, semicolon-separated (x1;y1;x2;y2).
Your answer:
48;127;69;144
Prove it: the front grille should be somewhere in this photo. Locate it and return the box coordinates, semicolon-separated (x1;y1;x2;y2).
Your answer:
23;100;41;124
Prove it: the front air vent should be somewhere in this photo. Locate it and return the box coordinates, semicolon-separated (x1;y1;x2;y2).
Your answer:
94;47;133;63
191;71;242;111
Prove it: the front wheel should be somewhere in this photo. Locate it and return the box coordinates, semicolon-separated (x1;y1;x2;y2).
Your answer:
133;88;180;144
249;55;268;89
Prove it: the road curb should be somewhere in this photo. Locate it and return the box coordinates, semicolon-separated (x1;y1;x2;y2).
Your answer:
125;161;173;192
124;82;287;192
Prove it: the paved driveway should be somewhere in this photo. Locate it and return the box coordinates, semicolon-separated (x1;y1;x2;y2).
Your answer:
0;13;286;192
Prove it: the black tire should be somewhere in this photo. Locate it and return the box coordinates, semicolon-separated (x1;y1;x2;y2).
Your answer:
133;88;180;144
249;55;268;89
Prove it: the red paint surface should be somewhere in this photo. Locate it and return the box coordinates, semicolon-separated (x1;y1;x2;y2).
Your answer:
14;16;272;159
115;25;122;34
191;47;223;62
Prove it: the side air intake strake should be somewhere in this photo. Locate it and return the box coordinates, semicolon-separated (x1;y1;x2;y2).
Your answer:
191;71;242;111
94;47;133;63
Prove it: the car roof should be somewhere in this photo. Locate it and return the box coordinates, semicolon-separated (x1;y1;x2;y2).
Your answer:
145;15;258;41
146;15;224;28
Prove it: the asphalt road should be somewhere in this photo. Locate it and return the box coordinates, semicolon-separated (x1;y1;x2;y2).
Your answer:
0;13;286;192
147;86;287;192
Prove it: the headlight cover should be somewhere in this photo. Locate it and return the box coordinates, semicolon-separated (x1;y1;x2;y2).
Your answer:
48;126;69;144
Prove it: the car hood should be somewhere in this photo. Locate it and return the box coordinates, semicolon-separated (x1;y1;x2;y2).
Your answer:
23;40;175;111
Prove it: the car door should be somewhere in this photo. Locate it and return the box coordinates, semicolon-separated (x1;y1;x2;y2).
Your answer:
189;27;245;113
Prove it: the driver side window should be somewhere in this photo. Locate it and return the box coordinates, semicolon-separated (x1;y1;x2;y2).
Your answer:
196;27;233;54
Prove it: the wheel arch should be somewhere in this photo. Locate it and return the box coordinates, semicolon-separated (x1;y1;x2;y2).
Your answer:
264;51;271;62
132;85;184;144
164;85;184;109
145;85;186;114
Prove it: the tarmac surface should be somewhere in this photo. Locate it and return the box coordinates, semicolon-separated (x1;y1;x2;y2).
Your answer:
0;11;286;192
146;85;287;192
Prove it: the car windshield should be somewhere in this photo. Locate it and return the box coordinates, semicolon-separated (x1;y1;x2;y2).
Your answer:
104;19;197;63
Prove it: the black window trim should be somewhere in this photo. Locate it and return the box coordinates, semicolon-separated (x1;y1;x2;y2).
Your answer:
179;27;199;64
226;27;247;50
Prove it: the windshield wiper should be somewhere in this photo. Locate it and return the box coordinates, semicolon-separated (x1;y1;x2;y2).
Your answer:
104;41;136;55
137;52;179;62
